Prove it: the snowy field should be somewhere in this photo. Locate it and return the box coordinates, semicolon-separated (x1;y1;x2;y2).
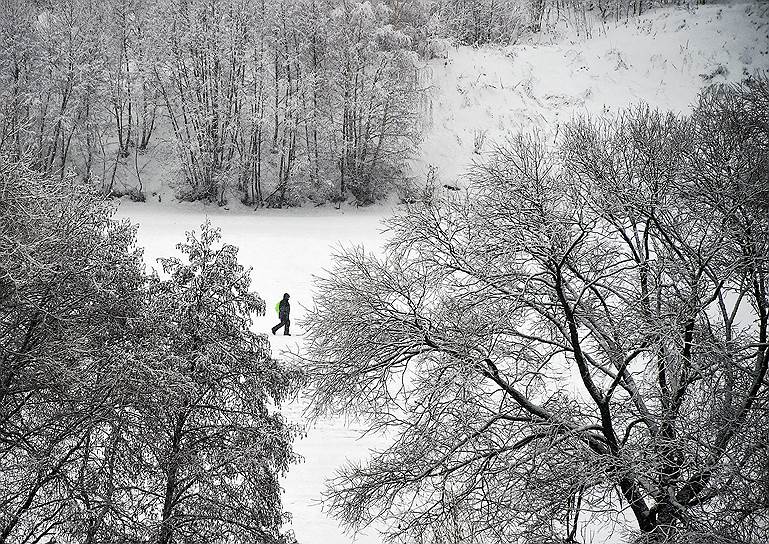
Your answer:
116;3;768;542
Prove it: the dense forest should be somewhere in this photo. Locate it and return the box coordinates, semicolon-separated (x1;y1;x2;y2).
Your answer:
0;0;692;206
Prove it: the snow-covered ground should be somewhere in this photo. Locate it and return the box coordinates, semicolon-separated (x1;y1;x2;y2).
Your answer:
118;3;768;542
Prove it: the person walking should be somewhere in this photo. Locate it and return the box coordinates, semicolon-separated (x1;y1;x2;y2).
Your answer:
271;293;291;335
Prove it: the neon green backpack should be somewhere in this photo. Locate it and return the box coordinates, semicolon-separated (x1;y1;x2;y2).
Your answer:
275;301;280;314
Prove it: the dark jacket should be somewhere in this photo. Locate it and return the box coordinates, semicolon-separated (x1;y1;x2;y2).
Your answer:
278;299;290;320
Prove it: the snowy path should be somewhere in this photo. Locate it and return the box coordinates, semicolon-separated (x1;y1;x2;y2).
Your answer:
116;200;390;544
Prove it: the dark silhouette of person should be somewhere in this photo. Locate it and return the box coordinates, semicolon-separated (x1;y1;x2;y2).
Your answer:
272;293;291;335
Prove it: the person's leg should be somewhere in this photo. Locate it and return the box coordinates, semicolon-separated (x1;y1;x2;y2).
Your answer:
283;318;290;335
271;322;281;334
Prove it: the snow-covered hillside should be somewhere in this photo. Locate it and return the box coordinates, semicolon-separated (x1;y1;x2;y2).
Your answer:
413;1;769;184
117;3;768;543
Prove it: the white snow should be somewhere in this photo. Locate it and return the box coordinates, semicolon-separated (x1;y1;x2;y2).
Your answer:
117;3;769;542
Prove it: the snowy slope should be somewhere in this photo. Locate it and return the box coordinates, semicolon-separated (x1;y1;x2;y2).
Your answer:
412;1;769;184
117;3;769;543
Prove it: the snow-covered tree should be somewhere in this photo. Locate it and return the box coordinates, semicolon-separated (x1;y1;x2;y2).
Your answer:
327;1;420;203
299;80;769;542
0;157;145;542
429;0;529;43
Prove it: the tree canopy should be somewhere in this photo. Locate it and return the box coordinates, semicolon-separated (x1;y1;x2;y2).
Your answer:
300;78;769;543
